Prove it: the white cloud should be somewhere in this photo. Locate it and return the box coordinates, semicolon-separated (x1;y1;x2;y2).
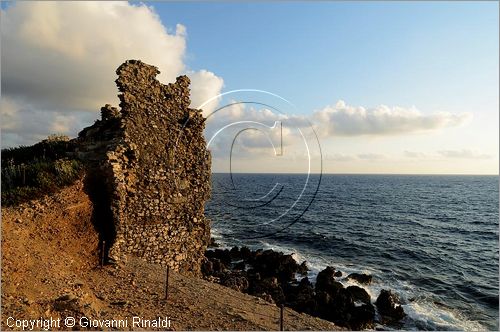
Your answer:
1;103;96;147
0;97;19;131
324;153;357;162
1;1;223;147
324;153;387;162
437;149;492;160
312;100;472;136
357;153;387;160
403;150;428;158
404;150;492;160
188;70;224;116
203;98;474;163
50;113;79;134
204;102;304;159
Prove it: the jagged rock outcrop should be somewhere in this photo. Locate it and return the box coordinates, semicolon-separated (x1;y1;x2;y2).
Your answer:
77;60;211;276
201;249;409;330
375;289;406;322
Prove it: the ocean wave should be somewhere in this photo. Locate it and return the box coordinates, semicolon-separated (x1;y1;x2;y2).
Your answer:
207;174;499;330
224;235;490;331
402;301;486;331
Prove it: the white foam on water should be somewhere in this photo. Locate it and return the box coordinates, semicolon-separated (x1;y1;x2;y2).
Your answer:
208;234;488;331
261;243;488;331
209;226;233;249
210;227;223;240
402;301;486;331
259;241;299;256
342;277;486;331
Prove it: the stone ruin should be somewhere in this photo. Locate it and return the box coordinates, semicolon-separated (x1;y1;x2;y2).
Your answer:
77;60;211;276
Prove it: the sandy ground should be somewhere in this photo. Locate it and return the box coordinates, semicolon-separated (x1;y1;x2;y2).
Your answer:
1;181;340;331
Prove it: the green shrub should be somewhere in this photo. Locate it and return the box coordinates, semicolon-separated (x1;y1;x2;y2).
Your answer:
1;187;41;207
1;135;77;166
1;136;83;206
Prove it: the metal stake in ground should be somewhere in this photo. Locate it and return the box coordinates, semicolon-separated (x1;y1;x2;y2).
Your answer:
165;266;170;300
101;240;106;266
280;304;284;331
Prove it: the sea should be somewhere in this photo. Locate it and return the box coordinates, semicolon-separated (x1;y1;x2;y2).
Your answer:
205;173;499;331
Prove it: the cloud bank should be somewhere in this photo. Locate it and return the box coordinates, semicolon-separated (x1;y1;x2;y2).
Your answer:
1;1;223;146
312;100;472;136
437;150;492;160
404;149;492;160
325;153;387;162
203;99;473;159
188;70;225;116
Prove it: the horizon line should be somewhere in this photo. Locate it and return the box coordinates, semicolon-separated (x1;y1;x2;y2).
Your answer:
211;172;499;176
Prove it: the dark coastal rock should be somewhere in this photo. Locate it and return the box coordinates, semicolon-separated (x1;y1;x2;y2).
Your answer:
201;258;213;276
347;285;371;304
249;276;285;305
316;287;354;325
220;272;249;292
213;258;226;275
316;266;344;294
313;267;376;329
228;246;253;261
314;267;357;326
376;289;406;322
240;246;252;260
233;260;246;271
202;257;226;277
229;246;240;260
347;272;373;285
298;261;309;276
246;269;261;281
258;293;275;304
202;247;379;330
205;249;232;266
253;250;300;283
284;277;316;314
208;237;219;248
350;303;375;330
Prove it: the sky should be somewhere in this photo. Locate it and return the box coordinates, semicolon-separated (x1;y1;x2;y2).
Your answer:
1;1;498;174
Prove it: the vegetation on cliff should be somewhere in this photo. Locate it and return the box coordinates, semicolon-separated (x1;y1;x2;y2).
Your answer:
1;135;83;206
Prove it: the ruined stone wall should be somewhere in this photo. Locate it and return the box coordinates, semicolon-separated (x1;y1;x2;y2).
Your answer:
77;60;211;275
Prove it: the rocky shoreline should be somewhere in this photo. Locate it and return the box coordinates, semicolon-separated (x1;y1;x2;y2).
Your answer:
202;243;406;330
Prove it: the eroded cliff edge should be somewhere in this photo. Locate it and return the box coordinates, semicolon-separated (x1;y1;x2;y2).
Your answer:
77;60;211;275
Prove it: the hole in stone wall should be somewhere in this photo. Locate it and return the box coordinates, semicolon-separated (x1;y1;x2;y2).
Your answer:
83;170;116;264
